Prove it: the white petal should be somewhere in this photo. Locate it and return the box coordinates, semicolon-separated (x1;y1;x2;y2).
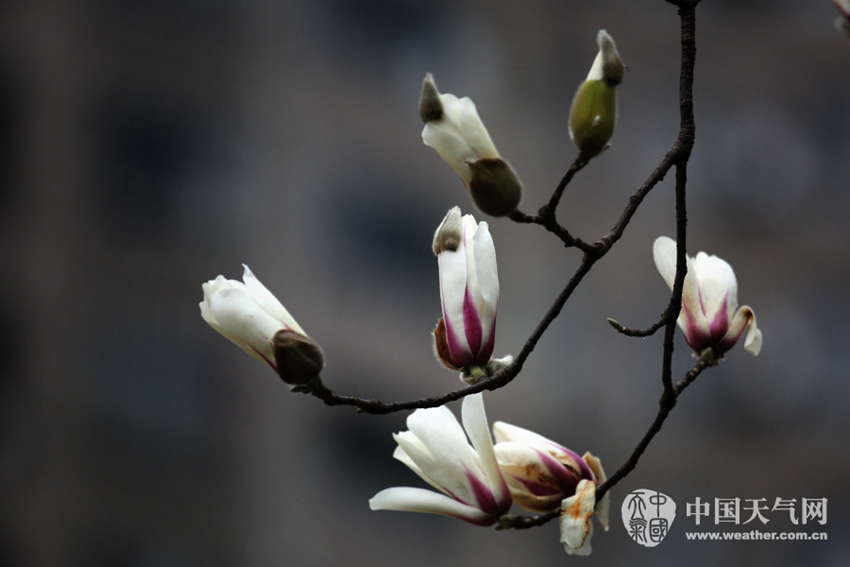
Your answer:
652;236;677;290
470;220;499;344
692;252;738;323
438;246;472;358
423;122;476;183
241;265;306;335
207;287;281;363
492;421;572;456
400;406;481;502
368;487;493;525
454;97;499;159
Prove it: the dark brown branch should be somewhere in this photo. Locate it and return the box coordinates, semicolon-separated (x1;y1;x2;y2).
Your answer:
306;252;599;414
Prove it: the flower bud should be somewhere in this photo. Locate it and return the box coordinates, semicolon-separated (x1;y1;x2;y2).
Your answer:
200;265;324;380
432;207;499;371
569;30;624;159
272;329;325;385
468;158;523;217
420;74;522;217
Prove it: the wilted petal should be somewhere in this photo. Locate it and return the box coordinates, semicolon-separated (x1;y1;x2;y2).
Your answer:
582;452;609;531
560;480;597;556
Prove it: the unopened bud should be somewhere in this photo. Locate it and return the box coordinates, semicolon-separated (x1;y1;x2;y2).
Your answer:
272;329;325;385
419;73;444;123
433;206;463;255
569;30;624;160
468;158;523;217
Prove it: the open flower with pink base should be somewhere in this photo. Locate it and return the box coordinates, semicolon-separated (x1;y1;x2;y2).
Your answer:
653;236;762;360
368;393;512;526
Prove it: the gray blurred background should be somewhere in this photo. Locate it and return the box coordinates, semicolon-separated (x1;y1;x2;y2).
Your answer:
1;0;848;565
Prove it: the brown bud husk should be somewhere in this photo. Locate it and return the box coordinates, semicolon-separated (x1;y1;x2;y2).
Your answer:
433;318;461;370
433;206;463;255
468;158;523;217
419;73;443;123
272;329;325;385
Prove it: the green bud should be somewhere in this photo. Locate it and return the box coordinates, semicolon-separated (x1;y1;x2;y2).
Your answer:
569;79;617;159
272;329;325;385
569;30;624;160
467;158;523;217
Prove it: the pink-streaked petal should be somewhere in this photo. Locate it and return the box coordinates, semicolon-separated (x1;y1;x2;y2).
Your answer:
680;255;712;349
462;393;512;514
464;465;499;517
492;421;592;480
494;442;580;504
438;247;473;365
692;252;738;327
717;305;762;356
368;487;496;526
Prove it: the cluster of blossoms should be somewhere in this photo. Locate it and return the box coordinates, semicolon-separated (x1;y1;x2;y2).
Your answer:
368;392;609;555
198;29;763;557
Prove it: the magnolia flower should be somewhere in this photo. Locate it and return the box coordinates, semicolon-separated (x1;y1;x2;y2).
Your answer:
200;265;324;384
653;236;762;359
432;207;499;375
368;393;512;526
420;73;522;217
492;421;608;516
832;0;850;38
569;30;624;159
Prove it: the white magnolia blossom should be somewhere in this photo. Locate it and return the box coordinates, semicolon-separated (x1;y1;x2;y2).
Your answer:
492;421;598;513
200;265;306;370
432;207;499;371
653;236;762;358
420;74;522;217
368;393;512;526
420;74;500;186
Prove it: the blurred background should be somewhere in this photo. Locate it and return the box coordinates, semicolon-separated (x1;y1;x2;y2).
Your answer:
1;0;849;565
